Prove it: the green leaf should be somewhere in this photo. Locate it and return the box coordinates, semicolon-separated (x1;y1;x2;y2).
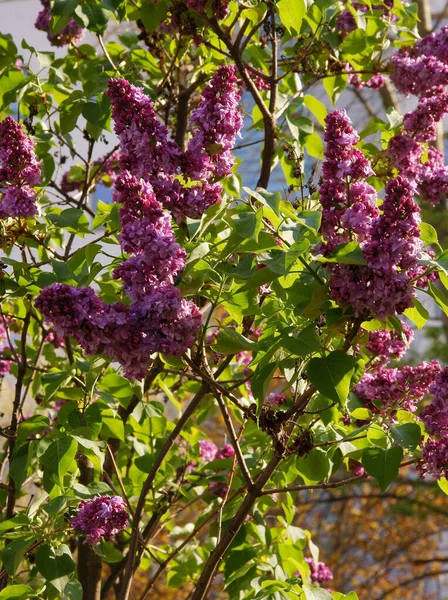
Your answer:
75;4;109;33
280;325;321;357
64;579;83;600
82;94;111;130
340;29;367;54
2;540;31;576
277;0;305;33
231;210;263;242
296;449;331;485
438;478;448;495
386;106;403;129
428;282;448;317
317;242;366;265
403;298;429;330
261;241;309;275
307;351;355;404
17;415;50;443
304;132;324;159
252;362;278;416
303;586;333;600
214;328;258;354
10;443;29;490
101;411;125;441
362;446;403;492
140;0;168;32
390;423;421;451
35;544;75;594
54;0;79;16
47;208;90;234
0;585;35;599
304;95;327;128
40;437;78;487
419;222;439;246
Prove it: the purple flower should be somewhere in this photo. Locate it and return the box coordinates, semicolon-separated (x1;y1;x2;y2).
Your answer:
71;495;129;545
418;434;448;479
417;147;448;205
365;324;413;367
35;0;83;47
216;444;235;459
106;78;181;180
403;94;448;143
199;440;218;462
336;10;357;35
317;110;377;255
305;557;334;584
391;52;448;97
420;367;448;436
185;65;243;181
186;0;230;19
354;360;441;413
0;116;40;219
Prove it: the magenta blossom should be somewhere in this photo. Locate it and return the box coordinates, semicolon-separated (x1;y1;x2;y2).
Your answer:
71;496;129;545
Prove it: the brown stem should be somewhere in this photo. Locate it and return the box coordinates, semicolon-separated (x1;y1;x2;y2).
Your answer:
190;452;282;600
175;65;190;151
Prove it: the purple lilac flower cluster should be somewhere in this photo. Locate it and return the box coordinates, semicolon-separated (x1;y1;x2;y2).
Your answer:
304;557;334;585
391;27;448;98
36;68;241;378
199;439;235;462
0;116;40;219
348;71;385;91
35;0;83;47
106;69;242;220
198;439;235;498
418;368;448;479
336;2;394;36
354;360;441;414
245;63;271;92
389;27;448;204
365;323;413;367
71;495;129;545
186;0;229;19
0;323;11;376
318;110;423;318
60;152;120;194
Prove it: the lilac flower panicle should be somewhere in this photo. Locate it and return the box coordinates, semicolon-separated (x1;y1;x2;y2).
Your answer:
305;558;334;584
417;147;448;205
403;94;448;143
34;284;113;355
354;360;440;413
185;65;243;181
186;0;230;19
216;444;235;459
420;367;448;436
418;434;448;479
35;0;83;47
106;78;181;180
71;495;129;545
199;440;218;463
336;10;357;35
0;116;40;218
318;111;423;319
365;323;413;367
